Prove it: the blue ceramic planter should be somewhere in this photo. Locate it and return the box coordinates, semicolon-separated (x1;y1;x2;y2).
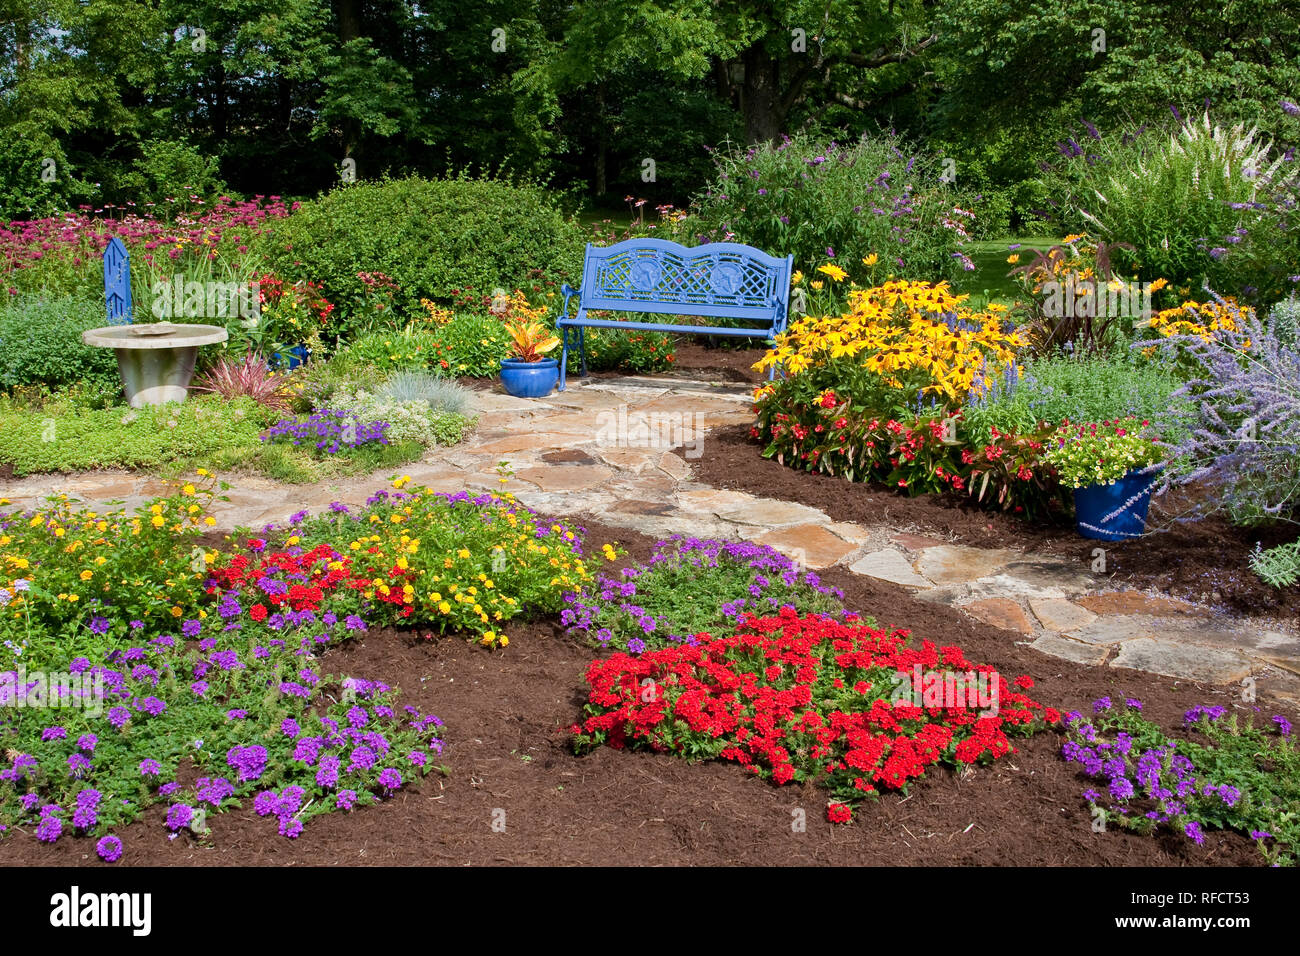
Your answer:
1073;468;1158;541
270;345;310;371
500;358;559;398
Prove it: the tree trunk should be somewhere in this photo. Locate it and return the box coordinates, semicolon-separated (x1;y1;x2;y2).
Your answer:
595;83;607;196
336;0;362;171
741;45;784;144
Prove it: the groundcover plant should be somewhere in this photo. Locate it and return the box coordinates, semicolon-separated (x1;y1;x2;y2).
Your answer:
0;568;444;860
562;535;845;653
249;479;592;648
1064;698;1298;866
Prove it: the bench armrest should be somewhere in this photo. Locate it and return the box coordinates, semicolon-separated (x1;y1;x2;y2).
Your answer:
558;283;580;324
771;293;789;337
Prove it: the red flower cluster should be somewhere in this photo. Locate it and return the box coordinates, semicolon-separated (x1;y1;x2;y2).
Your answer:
256;273;336;323
209;544;361;612
573;608;1058;821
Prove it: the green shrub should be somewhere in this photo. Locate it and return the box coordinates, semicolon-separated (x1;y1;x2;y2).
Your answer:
1040;112;1291;303
1270;294;1300;348
0;140;93;220
1251;538;1300;588
116;138;229;216
581;325;677;374
256;174;586;335
688;129;972;279
964;351;1192;442
0;296;121;391
427;312;512;376
343;329;447;373
288;353;387;413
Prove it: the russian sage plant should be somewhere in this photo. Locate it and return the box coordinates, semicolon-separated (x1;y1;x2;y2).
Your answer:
1148;296;1300;555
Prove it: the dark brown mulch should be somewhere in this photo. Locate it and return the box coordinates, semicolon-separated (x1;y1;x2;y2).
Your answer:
687;423;1300;625
1;517;1290;868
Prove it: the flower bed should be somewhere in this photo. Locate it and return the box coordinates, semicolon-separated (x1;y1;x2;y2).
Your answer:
573;607;1057;822
0;475;603;860
750;277;1069;514
1064;697;1297;866
754;393;1064;515
0;595;443;859
1;482;220;669
235;479;592;647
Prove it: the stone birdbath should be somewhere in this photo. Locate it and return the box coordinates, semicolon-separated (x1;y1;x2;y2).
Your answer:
81;322;229;408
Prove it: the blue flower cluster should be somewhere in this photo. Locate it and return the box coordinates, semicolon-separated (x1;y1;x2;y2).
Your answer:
261;408;390;454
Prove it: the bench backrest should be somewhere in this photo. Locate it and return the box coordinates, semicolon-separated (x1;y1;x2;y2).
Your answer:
577;237;792;326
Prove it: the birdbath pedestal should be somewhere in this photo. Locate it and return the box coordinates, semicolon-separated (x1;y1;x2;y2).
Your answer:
81;323;229;408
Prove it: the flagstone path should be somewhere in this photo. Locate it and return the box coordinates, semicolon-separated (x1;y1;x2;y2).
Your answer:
4;376;1298;703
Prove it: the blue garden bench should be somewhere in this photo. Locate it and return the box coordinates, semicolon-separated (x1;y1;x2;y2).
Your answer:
556;237;793;390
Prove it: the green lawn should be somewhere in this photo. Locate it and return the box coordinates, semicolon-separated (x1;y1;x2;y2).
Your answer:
952;236;1061;307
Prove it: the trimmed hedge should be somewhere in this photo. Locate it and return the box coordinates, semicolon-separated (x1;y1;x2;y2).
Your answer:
0;296;121;390
257;174;586;338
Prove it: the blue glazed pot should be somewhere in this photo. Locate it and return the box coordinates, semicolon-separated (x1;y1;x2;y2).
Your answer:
270;345;310;370
500;358;559;398
1073;468;1158;541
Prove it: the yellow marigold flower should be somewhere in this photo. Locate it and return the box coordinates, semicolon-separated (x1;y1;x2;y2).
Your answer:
151;515;165;528
204;516;216;527
818;264;848;282
182;484;196;496
80;570;93;581
791;270;803;286
862;254;878;267
810;280;824;290
1006;254;1020;264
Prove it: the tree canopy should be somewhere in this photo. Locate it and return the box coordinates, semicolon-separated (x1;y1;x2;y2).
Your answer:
2;0;1297;222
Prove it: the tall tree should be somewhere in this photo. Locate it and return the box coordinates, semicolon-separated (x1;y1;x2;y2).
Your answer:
520;0;935;145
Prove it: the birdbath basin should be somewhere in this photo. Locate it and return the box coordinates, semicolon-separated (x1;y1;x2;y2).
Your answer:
81;323;228;408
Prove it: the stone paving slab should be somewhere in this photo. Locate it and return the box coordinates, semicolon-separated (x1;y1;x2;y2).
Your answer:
961;597;1035;635
514;464;614;493
751;523;862;570
914;545;1019;585
716;496;830;529
1028;634;1111;667
850;549;932;589
1029;597;1098;633
1064;615;1164;646
1109;637;1253;684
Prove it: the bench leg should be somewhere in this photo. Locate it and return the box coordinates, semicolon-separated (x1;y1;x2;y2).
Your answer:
579;327;588;378
558;327;569;392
